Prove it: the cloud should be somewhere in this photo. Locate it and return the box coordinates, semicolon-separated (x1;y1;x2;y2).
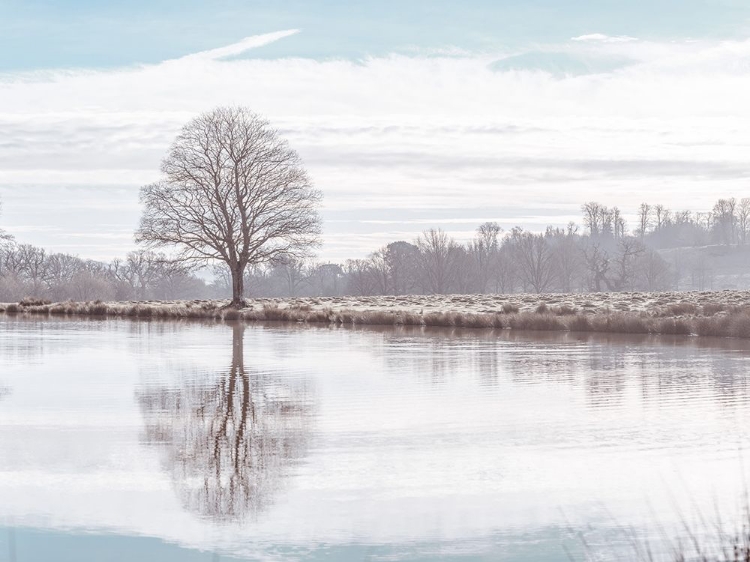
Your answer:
2;32;750;259
571;33;639;43
178;29;300;61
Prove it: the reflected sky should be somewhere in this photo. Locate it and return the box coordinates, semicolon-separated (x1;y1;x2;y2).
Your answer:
1;317;750;560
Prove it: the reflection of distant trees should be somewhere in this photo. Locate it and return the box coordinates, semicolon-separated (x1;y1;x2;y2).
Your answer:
378;328;503;385
137;325;313;522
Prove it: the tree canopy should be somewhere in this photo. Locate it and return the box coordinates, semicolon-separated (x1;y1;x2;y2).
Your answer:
136;107;322;306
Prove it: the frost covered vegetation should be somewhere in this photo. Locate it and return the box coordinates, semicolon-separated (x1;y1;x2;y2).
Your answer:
2;197;749;303
3;290;750;339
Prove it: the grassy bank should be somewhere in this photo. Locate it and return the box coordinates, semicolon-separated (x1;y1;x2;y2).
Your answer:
2;290;750;339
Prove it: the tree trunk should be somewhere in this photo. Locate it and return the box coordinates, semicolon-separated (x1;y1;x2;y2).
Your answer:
230;265;246;307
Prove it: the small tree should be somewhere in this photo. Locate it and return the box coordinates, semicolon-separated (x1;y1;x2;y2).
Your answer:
136;107;322;306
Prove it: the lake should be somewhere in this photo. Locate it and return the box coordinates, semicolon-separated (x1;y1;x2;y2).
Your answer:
1;316;749;561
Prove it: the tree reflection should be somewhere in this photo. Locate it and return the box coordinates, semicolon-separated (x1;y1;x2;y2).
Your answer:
138;324;313;522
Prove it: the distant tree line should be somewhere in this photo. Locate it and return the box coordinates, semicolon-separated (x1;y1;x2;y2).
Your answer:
0;244;216;302
1;196;748;302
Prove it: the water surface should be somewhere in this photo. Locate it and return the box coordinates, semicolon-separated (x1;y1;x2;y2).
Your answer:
1;316;750;561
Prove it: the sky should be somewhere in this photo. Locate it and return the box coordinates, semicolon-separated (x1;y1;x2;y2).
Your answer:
2;0;750;261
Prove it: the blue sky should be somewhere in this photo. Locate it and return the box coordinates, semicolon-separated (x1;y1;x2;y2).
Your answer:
2;1;750;261
3;0;750;70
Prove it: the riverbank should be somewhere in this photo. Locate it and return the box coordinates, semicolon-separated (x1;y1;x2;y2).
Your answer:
2;290;749;338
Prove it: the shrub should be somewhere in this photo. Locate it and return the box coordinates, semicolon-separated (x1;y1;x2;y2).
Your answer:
665;302;698;316
553;305;577;316
456;313;495;329
602;314;650;334
305;308;333;323
89;302;108;315
567;314;593;332
730;312;750;338
702;303;726;316
402;313;424;326
19;297;51;307
656;318;692;335
509;312;565;331
223;309;240;321
423;312;457;327
695;315;731;338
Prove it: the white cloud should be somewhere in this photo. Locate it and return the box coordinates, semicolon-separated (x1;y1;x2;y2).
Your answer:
178;29;300;61
2;32;750;260
571;33;639;43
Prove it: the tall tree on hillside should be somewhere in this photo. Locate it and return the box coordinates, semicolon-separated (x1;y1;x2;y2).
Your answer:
637;203;652;239
654;204;670;231
581;202;607;237
136;107;322;307
712;197;738;246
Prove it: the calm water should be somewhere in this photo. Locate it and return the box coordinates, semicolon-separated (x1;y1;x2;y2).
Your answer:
1;316;750;561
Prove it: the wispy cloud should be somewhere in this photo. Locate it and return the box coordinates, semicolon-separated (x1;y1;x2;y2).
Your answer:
571;33;639;43
178;29;300;61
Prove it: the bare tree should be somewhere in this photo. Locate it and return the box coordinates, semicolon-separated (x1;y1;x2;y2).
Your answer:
368;247;391;295
611;207;626;240
384;241;420;295
136;107;322;307
712;197;737;245
45;253;84;300
153;260;199;300
610;237;645;291
637;203;652;239
307;263;343;296
636;250;673;291
739;198;750;245
547;223;581;293
345;259;378;296
493;244;517;294
581;241;611;292
16;244;47;295
510;230;556;293
582;202;607;237
654;204;670;232
415;229;460;294
469;222;502;293
273;255;308;297
126;250;163;300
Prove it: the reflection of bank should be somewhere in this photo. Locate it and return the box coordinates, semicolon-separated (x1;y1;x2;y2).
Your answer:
137;324;313;523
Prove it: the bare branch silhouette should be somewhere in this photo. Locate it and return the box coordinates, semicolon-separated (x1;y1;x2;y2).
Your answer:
137;325;313;522
136;107;322;306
